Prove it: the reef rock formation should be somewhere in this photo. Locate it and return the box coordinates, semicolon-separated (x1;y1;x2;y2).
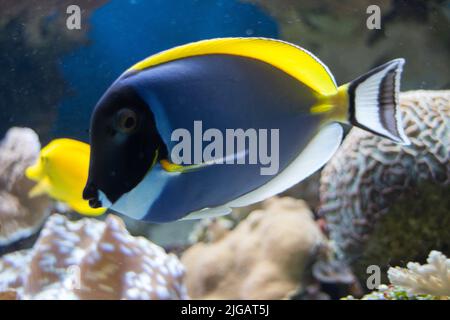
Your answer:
319;90;450;279
0;127;51;247
0;214;188;300
182;197;326;299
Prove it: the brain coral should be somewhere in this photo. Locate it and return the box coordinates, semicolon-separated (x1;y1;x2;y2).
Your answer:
182;197;326;300
319;90;449;279
0;214;187;300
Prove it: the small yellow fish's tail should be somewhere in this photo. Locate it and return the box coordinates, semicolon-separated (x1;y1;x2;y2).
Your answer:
313;59;410;145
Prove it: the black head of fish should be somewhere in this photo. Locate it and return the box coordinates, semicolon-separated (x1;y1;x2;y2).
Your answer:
83;84;164;208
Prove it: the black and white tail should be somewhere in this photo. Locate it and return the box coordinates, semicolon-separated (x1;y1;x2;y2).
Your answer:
344;58;410;145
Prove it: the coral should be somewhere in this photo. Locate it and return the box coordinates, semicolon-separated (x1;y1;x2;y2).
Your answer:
188;217;234;244
0;290;17;300
0;214;188;300
344;251;450;300
187;203;263;244
319;91;450;280
182;197;326;299
0;128;51;247
343;284;446;300
388;250;450;297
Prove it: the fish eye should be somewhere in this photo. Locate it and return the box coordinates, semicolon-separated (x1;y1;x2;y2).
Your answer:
115;108;138;134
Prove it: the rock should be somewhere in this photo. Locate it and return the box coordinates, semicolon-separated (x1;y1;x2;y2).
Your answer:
319;90;450;281
0;214;188;300
0;127;51;247
182;197;326;299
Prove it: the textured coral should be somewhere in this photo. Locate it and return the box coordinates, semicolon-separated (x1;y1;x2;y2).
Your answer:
188;217;234;244
0;128;51;246
0;214;187;300
319;91;450;279
187;202;264;245
0;290;17;300
182;197;326;299
388;250;450;297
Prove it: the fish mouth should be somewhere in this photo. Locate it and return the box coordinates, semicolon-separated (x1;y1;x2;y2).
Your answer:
83;182;103;208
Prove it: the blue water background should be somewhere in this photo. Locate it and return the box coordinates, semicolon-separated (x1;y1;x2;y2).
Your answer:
54;0;278;141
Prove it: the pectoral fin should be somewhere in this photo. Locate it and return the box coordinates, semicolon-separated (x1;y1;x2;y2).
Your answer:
28;178;50;198
160;150;248;173
160;159;207;173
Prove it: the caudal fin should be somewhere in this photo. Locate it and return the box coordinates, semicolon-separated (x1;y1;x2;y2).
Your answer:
345;59;410;145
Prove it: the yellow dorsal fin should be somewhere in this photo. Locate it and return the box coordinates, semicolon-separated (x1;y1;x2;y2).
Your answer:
127;37;337;95
42;138;90;158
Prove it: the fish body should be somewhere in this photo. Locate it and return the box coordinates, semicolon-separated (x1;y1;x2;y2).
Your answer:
26;138;106;216
83;37;409;223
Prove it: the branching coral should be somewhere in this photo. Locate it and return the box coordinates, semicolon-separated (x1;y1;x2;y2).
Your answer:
344;251;450;300
388;250;450;297
0;214;188;300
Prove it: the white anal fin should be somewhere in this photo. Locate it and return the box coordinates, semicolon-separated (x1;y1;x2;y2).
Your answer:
181;205;232;220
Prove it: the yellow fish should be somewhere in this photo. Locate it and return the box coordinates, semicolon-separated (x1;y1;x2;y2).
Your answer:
25;138;106;216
